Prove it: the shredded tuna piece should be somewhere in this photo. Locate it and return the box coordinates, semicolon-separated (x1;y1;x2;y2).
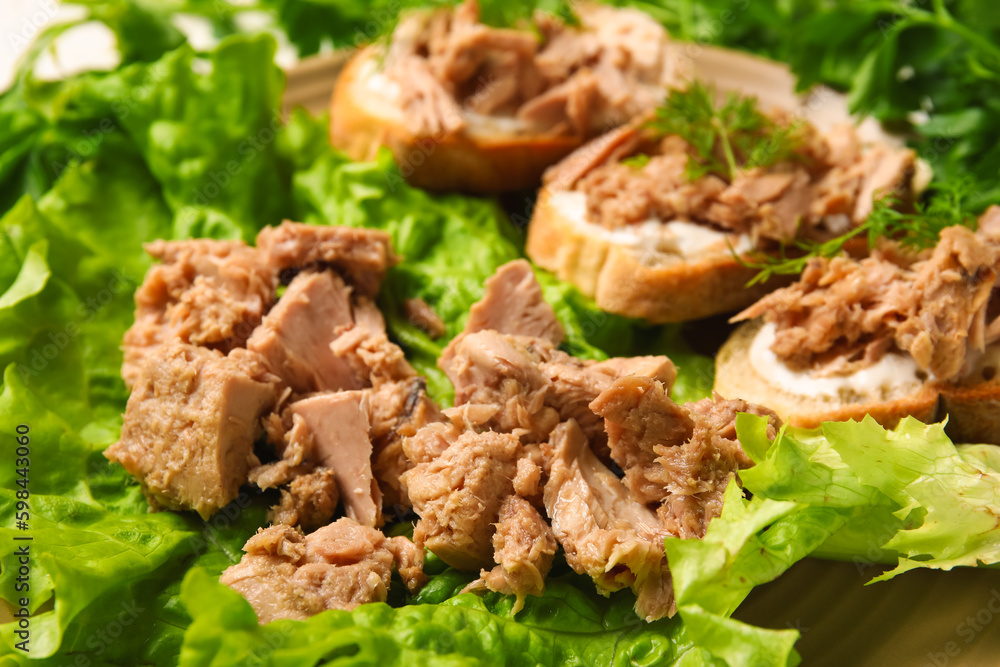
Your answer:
513;456;543;499
247;270;361;393
464;496;558;613
256;221;398;298
439;330;558;439
571;119;917;247
106;343;277;519
220;520;425;623
122;239;275;386
653;395;772;538
440;328;674;446
547;382;775;619
331;324;418;388
249;412;314;490
367;377;443;509
288;392;382;527
402;421;461;467
404;297;447;338
542;420;675;621
382;0;686;139
270;469;340;531
464;259;566;345
590;374;694;505
405;430;522;570
735;212;1000;380
543;121;646;190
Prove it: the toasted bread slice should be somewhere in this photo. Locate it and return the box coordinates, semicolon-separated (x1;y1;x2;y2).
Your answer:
330;47;585;194
938;360;1000;444
527;187;782;322
522;43;928;323
714;319;940;429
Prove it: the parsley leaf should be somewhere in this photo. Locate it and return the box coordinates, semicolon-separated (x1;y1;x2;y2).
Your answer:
648;82;803;182
738;179;977;285
620;153;651;169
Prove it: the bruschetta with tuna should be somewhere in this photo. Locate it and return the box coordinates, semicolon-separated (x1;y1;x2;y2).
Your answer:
526;83;926;323
330;0;690;193
715;207;1000;443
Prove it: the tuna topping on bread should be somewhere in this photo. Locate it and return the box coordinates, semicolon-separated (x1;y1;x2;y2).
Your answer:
716;207;1000;441
330;0;689;192
526;83;924;322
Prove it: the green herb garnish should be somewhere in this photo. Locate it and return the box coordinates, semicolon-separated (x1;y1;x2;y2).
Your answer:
620;153;651;169
649;81;803;182
739;179;977;285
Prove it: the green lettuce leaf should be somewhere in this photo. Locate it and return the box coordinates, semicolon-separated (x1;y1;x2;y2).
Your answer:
732;415;1000;579
823;417;1000;580
179;566;795;667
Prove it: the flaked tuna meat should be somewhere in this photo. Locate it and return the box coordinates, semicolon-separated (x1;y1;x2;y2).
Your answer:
440;328;673;445
252;376;439;520
545;385;775;619
331;324;418;388
122;239;275;386
572;116;918;249
852;145;916;222
464;259;565;345
735;212;1000;381
895;225;998;379
543;122;646;190
256;221;398;298
590;374;694;504
220;520;425;623
513;455;543;500
288;391;382;527
517;68;600;136
383;0;686;139
426;1;538;116
404;430;522;570
542;420;674;621
247;270;360;393
464;495;558;612
401;421;461;467
440;264;671;444
327;326;442;508
403;297;447;338
655;395;772;538
440;330;557;439
106;343;277;519
592;375;773;538
353;297;387;332
391;56;467;137
269;469;340;531
248;267;437;517
367;377;443;509
250;412;315;491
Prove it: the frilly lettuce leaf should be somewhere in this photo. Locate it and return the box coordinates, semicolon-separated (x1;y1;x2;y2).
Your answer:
823;418;1000;580
732;415;1000;581
179;566;803;667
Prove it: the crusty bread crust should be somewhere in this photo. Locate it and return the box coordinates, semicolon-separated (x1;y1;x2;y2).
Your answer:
329;48;583;194
714;319;940;430
526;187;782;323
938;381;1000;445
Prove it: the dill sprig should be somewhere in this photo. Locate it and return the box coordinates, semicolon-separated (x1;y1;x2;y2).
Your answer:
649;82;804;182
738;179;977;286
